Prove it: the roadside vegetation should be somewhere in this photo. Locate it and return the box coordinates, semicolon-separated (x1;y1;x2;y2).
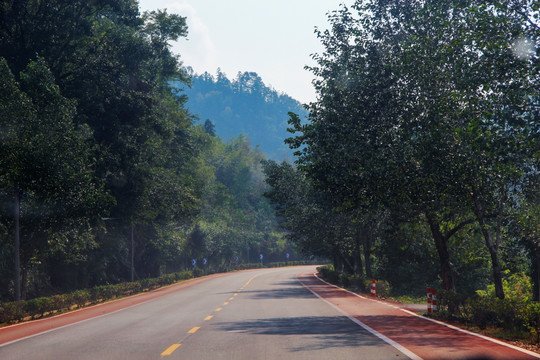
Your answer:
317;265;540;345
0;0;301;304
264;0;539;344
0;260;316;325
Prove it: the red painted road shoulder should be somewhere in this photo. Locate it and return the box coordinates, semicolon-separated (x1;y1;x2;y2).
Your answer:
0;272;229;346
298;271;540;360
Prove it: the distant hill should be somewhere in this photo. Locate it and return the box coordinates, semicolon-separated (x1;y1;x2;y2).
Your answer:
174;69;308;161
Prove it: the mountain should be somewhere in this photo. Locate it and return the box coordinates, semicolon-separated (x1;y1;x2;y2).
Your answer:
174;69;308;161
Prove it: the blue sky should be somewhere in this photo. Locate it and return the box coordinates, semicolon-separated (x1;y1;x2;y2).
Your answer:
138;0;350;104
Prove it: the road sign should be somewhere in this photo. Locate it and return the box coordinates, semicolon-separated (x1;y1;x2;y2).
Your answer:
286;253;290;259
259;254;263;260
191;259;196;266
203;258;207;265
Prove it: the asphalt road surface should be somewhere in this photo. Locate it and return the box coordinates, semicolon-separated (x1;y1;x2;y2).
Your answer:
0;266;408;359
1;266;539;359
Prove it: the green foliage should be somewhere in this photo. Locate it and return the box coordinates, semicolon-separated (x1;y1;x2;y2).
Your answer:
317;265;340;284
317;265;392;297
477;273;533;303
436;274;540;341
178;70;307;161
283;0;539;300
186;132;293;270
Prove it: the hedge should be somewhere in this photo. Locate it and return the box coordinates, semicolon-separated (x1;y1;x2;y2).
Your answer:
0;270;194;325
0;262;319;325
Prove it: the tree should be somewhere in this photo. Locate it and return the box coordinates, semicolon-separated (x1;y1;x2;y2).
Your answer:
0;57;108;299
0;0;200;295
286;0;539;296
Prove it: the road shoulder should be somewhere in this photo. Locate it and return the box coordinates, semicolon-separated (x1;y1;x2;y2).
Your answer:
298;270;540;360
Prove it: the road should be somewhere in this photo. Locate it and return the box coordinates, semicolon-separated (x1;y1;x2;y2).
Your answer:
1;266;539;359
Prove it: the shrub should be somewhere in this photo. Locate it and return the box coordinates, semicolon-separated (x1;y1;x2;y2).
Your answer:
437;289;468;317
317;265;339;284
465;295;499;329
525;302;540;343
0;301;25;323
25;297;53;318
339;273;351;287
71;289;90;308
51;294;67;311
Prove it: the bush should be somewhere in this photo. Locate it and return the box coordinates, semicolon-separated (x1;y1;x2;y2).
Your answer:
51;294;68;311
71;289;90;308
374;280;391;298
437;289;468;317
317;265;340;284
0;301;25;323
25;297;53;318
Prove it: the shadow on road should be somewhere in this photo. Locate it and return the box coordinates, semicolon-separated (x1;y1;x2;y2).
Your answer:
216;315;383;352
239;287;315;300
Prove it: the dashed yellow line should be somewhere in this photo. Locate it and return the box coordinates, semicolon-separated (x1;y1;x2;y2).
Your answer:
243;276;256;288
161;344;181;356
160;275;259;357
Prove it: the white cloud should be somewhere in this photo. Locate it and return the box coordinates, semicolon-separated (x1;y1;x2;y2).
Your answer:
163;2;219;73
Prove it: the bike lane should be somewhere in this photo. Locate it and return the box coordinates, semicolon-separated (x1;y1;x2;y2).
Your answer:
298;271;540;360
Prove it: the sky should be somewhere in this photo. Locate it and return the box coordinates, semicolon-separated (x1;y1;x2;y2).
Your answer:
138;0;351;104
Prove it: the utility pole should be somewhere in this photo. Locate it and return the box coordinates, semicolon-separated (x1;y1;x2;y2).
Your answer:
14;184;20;301
131;224;134;282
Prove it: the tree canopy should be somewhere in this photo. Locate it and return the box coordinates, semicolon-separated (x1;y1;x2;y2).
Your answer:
271;0;539;298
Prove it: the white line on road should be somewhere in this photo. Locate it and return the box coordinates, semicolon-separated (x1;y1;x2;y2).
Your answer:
314;273;540;359
298;274;422;360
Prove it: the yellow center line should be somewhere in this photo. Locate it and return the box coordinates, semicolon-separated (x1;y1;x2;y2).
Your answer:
229;297;234;301
188;326;200;334
243;275;256;287
234;293;239;296
204;315;214;321
223;302;229;305
215;307;222;312
161;344;181;356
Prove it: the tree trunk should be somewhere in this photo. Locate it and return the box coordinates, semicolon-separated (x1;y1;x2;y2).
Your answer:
472;194;505;299
533;248;540;302
340;251;355;274
363;228;373;279
355;234;364;276
21;267;28;300
425;211;455;291
478;216;505;299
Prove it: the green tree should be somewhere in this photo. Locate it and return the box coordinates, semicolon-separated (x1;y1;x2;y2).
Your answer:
0;57;108;299
287;0;539;297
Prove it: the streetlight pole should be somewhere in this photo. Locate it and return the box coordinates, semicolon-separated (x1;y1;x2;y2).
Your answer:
14;184;20;301
130;224;134;282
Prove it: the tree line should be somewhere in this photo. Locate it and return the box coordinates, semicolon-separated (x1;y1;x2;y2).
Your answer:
0;0;293;302
177;69;307;161
264;0;539;299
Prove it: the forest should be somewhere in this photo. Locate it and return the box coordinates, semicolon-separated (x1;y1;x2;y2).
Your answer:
264;0;539;304
0;0;296;303
176;69;307;161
